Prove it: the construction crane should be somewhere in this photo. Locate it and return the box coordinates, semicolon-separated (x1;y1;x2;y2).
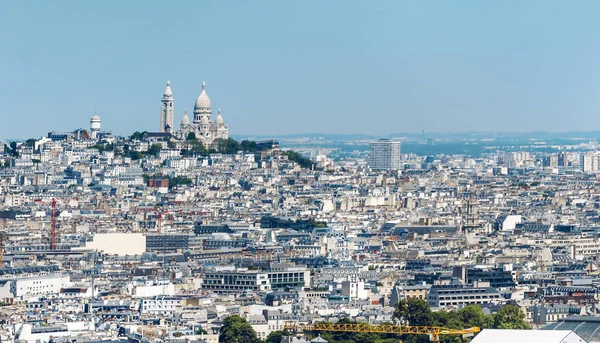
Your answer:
284;322;480;343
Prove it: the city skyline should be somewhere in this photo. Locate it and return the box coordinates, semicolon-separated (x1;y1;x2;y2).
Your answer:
3;1;600;139
4;1;600;338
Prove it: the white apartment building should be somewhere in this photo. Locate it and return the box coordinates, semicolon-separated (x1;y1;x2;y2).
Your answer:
427;283;503;308
549;236;600;258
202;268;271;294
166;157;197;170
140;296;180;314
11;274;70;299
581;152;600;172
369;139;401;171
505;151;530;168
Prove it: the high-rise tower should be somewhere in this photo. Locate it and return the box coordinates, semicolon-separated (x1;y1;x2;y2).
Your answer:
90;112;101;139
369;139;401;171
160;80;174;133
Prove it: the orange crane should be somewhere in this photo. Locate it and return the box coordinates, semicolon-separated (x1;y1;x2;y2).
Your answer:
284;322;480;343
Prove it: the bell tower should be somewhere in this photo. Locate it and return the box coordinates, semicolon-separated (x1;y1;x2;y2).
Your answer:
160;80;174;133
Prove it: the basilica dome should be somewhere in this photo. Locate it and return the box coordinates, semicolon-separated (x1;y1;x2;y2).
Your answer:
215;109;224;124
194;81;211;109
181;109;190;125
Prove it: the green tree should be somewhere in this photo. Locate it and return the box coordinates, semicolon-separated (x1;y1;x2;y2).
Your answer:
265;330;289;343
493;305;529;329
166;138;177;149
130;131;143;140
186;132;197;141
240;140;258;152
25;138;36;147
173;332;184;338
170;176;193;188
128;150;143;160
5;142;19;157
458;305;493;329
213;138;241;154
147;143;162;156
393;298;433;326
219;315;259;343
89;144;106;153
351;332;377;343
189;140;206;155
283;150;314;169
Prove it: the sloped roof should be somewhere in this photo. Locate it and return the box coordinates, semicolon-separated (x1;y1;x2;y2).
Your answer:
472;329;585;343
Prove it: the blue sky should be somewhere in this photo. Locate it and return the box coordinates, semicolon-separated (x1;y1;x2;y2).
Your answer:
2;1;600;138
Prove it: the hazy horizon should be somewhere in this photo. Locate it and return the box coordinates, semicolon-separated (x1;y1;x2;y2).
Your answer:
3;1;600;138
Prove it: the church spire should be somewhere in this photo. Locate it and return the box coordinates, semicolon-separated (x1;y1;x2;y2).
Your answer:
202;81;206;91
163;80;173;97
160;80;174;133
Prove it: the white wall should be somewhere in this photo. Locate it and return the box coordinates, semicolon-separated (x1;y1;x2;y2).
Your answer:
84;233;146;256
502;215;522;231
133;284;176;298
15;274;70;298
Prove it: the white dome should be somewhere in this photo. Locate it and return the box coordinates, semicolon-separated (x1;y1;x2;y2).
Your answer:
215;109;224;124
194;81;211;109
181;109;190;125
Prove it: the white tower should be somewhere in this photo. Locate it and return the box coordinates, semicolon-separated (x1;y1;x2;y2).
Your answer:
90;113;101;140
193;81;212;125
160;80;174;133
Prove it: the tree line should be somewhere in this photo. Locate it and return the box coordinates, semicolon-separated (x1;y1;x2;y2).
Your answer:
217;300;529;343
128;132;315;168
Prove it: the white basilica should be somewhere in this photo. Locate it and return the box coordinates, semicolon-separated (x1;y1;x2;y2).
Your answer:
159;80;229;146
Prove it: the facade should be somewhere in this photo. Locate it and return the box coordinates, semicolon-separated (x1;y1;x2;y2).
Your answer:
581;152;600;172
267;263;311;290
84;233;146;256
159;81;229;146
201;268;271;294
140;296;180;315
145;234;192;252
505;151;531;168
12;274;70;299
427;283;503;308
390;285;429;307
369;139;401;171
465;266;516;289
532;304;582;325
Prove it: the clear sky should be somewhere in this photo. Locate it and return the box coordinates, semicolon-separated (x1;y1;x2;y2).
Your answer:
2;1;600;139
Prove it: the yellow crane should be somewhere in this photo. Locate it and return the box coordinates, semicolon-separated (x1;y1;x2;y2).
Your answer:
284;322;480;343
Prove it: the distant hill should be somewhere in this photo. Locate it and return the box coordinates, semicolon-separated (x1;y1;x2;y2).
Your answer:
233;131;600;142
